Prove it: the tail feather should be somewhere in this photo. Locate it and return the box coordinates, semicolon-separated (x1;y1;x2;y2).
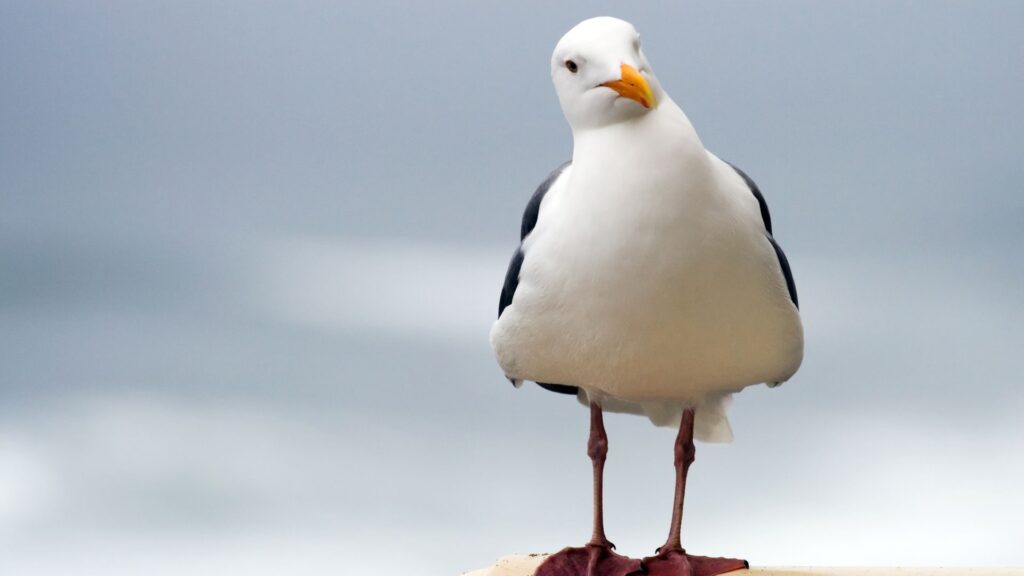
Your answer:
576;388;736;444
693;394;734;443
640;394;734;443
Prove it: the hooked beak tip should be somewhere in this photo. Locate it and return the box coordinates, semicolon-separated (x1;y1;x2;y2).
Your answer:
601;63;656;109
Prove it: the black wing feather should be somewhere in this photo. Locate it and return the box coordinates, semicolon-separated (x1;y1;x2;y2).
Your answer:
725;161;772;234
537;383;580;395
498;161;570;318
767;235;799;308
520;161;571;240
497;248;524;318
725;161;799;308
498;162;578;396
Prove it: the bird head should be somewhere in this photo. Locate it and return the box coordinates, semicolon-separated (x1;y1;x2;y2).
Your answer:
551;17;662;131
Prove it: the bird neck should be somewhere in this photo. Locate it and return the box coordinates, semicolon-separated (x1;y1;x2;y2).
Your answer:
570;99;711;181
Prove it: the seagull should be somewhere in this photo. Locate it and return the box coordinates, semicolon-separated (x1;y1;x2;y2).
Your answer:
490;16;804;576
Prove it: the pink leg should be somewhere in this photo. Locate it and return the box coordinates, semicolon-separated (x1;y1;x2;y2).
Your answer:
663;409;696;552
535;403;642;576
588;400;611;547
642;409;748;576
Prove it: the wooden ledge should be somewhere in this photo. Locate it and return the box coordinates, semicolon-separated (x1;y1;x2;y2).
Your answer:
463;554;1024;576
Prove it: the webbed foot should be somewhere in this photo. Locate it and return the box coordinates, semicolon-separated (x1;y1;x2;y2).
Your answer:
641;548;748;576
534;543;642;576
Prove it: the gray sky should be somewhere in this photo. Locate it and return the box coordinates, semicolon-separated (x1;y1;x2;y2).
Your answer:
1;1;1023;574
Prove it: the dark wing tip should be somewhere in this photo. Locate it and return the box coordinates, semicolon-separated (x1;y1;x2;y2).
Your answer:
724;159;797;308
521;161;571;240
724;160;772;235
498;248;524;317
498;161;571;319
767;235;799;308
499;163;577;394
537;382;579;395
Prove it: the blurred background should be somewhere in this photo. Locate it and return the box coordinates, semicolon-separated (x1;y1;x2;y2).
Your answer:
2;1;1023;574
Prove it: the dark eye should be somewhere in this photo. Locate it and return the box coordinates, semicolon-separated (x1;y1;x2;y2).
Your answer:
565;60;578;73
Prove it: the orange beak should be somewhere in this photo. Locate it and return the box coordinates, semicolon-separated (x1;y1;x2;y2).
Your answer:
601;63;657;109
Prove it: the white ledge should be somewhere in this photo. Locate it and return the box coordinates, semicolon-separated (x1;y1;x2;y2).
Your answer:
463;555;1024;576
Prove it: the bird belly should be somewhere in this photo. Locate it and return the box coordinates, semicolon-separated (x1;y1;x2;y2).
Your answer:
490;184;803;404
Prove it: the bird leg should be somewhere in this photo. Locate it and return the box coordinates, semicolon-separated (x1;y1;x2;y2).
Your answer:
641;409;748;576
662;408;696;553
534;402;642;576
587;400;611;547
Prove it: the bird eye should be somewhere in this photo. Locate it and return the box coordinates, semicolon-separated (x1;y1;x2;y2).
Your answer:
565;60;578;73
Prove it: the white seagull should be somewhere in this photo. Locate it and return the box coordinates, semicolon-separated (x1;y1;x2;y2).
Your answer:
490;17;804;576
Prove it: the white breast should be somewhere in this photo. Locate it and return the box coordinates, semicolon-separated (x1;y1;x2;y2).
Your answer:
490;102;803;409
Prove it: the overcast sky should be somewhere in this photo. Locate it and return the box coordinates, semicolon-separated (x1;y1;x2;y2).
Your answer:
1;1;1023;574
